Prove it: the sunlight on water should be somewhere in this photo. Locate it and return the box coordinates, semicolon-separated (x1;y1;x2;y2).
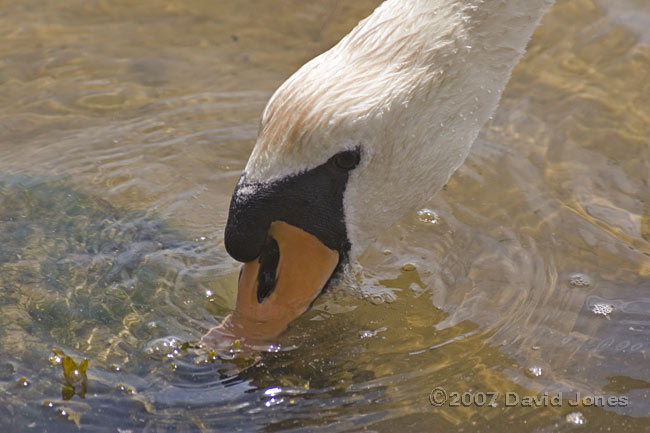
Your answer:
0;0;649;431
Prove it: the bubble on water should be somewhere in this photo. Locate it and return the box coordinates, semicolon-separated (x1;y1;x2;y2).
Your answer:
416;208;439;225
365;289;398;305
565;411;586;425
592;303;614;316
569;273;591;288
116;384;135;394
144;336;183;359
359;327;388;339
525;365;544;377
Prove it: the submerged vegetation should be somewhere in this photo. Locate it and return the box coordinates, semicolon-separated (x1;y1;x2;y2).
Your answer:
51;349;88;400
0;175;196;355
0;175;227;430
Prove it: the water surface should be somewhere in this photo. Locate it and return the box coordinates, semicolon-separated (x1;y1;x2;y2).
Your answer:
1;0;649;431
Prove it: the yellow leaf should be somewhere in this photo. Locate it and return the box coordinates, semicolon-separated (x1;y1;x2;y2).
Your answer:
79;359;88;374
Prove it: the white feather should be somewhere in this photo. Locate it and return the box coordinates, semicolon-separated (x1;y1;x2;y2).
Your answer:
241;0;555;260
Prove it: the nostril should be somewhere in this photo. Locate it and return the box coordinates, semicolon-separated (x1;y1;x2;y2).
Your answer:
257;236;280;303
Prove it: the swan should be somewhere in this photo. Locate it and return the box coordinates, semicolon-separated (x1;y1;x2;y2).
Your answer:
202;0;556;346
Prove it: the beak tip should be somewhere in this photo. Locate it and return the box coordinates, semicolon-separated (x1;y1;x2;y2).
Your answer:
201;316;236;349
206;221;340;347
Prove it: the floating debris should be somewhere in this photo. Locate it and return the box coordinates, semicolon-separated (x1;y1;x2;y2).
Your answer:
48;353;63;366
56;406;82;427
52;348;88;400
18;376;30;387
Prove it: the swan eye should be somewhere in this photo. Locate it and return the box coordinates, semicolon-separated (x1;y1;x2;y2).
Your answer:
332;149;361;171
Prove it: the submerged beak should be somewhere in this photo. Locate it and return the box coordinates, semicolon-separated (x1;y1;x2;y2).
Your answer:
202;221;339;347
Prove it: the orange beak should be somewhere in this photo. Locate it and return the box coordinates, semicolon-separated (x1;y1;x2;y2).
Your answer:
202;221;339;347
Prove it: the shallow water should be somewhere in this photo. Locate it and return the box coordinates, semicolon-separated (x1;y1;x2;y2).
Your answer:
1;0;649;431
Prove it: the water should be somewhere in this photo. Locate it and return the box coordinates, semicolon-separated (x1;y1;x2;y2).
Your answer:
1;0;649;431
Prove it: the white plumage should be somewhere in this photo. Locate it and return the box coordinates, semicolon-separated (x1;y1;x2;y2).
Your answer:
242;0;555;260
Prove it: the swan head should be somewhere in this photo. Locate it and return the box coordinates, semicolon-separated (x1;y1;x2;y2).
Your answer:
202;0;554;346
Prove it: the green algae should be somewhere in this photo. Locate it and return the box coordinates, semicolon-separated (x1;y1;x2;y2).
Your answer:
0;175;232;429
0;175;197;358
51;348;88;400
